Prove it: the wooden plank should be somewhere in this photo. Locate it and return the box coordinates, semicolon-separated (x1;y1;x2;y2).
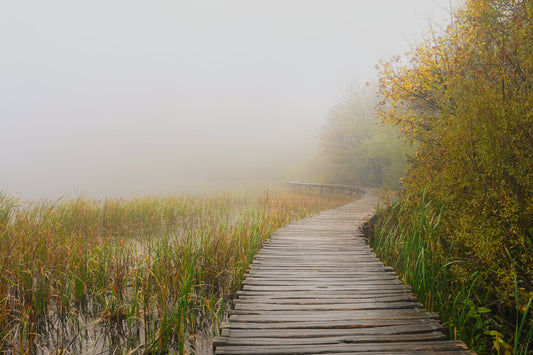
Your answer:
213;331;448;346
227;310;439;322
245;269;391;274
329;352;476;355
242;280;405;286
236;290;414;297
243;276;399;282
244;272;398;277
221;323;446;338
233;301;423;311
235;295;418;304
220;318;445;330
215;341;471;354
241;285;409;292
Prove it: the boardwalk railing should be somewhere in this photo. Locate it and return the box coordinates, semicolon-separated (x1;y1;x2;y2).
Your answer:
288;181;364;197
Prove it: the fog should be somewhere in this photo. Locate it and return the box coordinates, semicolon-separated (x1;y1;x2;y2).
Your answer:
1;1;459;199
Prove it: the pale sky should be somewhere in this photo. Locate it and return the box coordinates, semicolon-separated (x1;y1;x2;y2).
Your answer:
0;1;460;199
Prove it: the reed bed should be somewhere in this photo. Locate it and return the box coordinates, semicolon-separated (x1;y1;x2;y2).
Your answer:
0;190;352;354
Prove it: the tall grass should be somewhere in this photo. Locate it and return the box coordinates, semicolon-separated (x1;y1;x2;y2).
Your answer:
372;193;533;353
0;190;351;354
372;194;490;351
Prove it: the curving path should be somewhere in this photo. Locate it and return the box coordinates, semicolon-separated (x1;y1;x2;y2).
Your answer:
213;188;474;354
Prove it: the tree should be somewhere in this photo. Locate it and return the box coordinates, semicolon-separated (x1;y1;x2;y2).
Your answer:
320;85;411;187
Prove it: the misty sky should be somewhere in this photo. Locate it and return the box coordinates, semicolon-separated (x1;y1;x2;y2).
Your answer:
1;1;460;199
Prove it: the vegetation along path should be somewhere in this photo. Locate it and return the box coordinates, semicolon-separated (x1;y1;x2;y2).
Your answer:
213;188;474;354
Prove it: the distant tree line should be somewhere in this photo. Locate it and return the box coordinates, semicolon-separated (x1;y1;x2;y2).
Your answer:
319;85;412;188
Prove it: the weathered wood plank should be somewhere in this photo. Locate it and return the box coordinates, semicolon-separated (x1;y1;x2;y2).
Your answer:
243;276;399;282
236;294;417;301
220;318;445;330
236;289;414;297
215;341;471;354
213;331;448;346
242;279;404;286
233;301;422;311
227;309;440;322
241;285;409;292
220;323;446;338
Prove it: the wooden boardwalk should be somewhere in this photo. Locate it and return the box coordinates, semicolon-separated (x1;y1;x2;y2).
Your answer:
214;188;474;354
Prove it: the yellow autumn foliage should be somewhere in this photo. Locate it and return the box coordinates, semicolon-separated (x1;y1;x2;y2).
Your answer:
378;0;533;333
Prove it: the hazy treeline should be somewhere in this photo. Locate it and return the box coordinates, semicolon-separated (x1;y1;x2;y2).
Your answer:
374;0;533;353
318;85;412;188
